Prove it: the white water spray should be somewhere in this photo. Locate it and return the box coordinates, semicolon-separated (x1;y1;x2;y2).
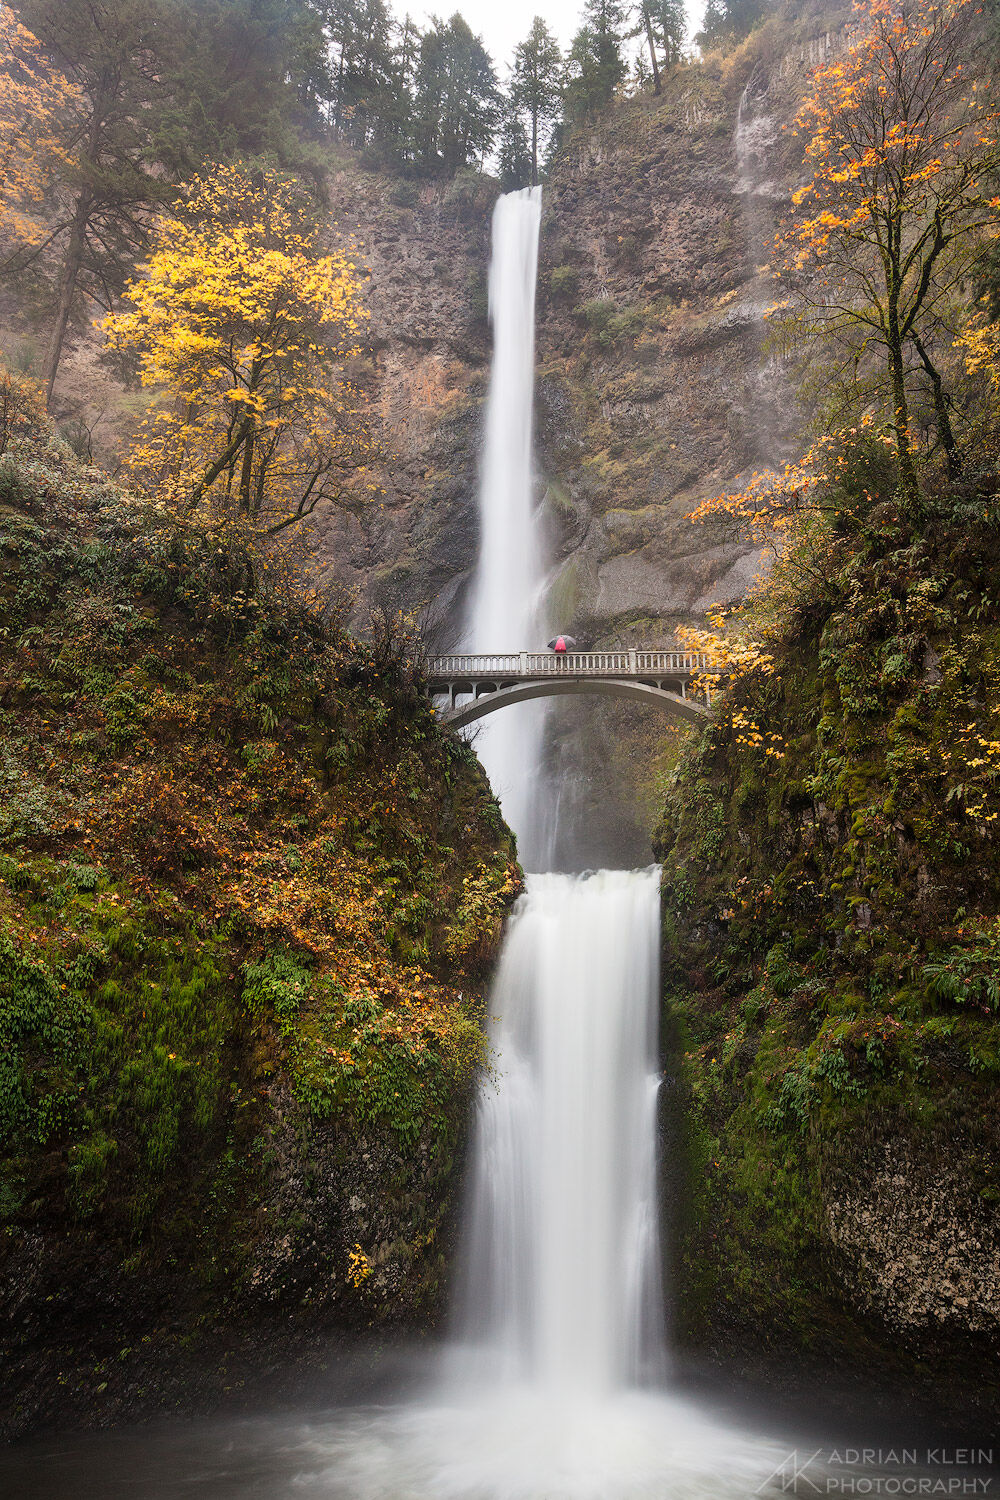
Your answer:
465;185;549;861
455;868;665;1392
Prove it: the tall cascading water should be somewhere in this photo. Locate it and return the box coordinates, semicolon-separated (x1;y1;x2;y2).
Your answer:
464;185;550;865
454;868;666;1393
454;185;668;1410
295;178;788;1499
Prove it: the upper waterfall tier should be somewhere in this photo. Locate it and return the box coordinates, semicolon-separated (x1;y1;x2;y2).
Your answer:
464;185;550;861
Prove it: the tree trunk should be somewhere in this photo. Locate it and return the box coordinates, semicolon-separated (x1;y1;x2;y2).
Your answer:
531;109;538;186
238;425;255;514
882;269;919;513
43;192;91;407
643;8;662;94
912;331;961;479
887;323;920;515
187;415;253;512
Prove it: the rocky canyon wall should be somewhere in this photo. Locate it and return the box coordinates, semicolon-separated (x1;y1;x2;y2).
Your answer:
315;27;847;862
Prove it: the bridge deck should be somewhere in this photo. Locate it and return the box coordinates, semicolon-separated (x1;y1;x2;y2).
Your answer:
426;650;709;686
426;650;713;726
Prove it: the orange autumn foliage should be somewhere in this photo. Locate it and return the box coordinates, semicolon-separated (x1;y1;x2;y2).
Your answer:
775;0;1000;502
0;11;81;248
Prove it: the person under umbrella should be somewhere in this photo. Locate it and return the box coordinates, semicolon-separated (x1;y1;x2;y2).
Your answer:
547;633;577;666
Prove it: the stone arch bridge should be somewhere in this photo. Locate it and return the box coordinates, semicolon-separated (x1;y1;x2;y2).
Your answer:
426;651;712;728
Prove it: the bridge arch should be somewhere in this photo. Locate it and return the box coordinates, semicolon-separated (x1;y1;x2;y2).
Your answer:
442;677;709;728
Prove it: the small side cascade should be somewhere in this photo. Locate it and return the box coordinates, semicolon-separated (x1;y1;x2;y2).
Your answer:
734;69;779;199
733;66;794;470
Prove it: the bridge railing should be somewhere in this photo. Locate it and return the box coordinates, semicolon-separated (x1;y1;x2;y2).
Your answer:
426;650;711;679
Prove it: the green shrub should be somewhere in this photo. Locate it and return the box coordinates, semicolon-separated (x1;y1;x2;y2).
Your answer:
578;297;642;349
550;265;580;300
0;934;81;1147
389;179;418;208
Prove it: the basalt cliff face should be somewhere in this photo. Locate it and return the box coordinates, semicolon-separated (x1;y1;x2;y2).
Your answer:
322;43;842;637
308;170;495;633
14;34;839;864
0;436;519;1440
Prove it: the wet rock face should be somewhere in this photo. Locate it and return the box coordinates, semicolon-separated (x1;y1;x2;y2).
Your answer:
244;1085;466;1324
826;1141;1000;1336
309;171;495;641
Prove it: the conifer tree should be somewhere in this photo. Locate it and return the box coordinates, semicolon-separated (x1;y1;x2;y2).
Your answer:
411;14;499;174
154;0;328;173
12;0;173;403
325;0;396;147
383;12;421;161
635;0;662;91
509;16;562;185
498;107;532;191
564;0;627;122
655;0;686;65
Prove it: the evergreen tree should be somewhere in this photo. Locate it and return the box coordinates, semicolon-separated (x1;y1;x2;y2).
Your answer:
635;0;662;91
564;0;627;123
634;0;686;90
11;0;176;401
154;0;328;174
655;0;686;66
498;106;532;191
509;16;562;185
377;11;420;161
412;14;499;174
631;46;652;93
325;0;396;147
696;0;769;49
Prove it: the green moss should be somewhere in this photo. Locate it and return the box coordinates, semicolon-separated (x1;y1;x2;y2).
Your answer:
655;476;1000;1367
577;297;643;350
0;429;520;1359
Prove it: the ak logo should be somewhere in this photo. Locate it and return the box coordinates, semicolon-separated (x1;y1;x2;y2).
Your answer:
757;1450;826;1494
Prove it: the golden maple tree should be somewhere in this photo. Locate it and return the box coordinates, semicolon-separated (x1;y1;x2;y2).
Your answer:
776;0;1000;509
0;10;81;247
103;162;375;535
959;309;1000;395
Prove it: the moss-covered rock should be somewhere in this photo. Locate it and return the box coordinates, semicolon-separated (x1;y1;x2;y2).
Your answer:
0;434;519;1439
653;485;1000;1424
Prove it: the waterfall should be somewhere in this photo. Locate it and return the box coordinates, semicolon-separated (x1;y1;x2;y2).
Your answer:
734;75;778;197
454;868;665;1391
465;185;549;864
270;877;783;1500
0;126;933;1500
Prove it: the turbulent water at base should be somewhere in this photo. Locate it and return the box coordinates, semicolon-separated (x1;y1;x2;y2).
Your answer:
6;873;795;1500
464;185;550;865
